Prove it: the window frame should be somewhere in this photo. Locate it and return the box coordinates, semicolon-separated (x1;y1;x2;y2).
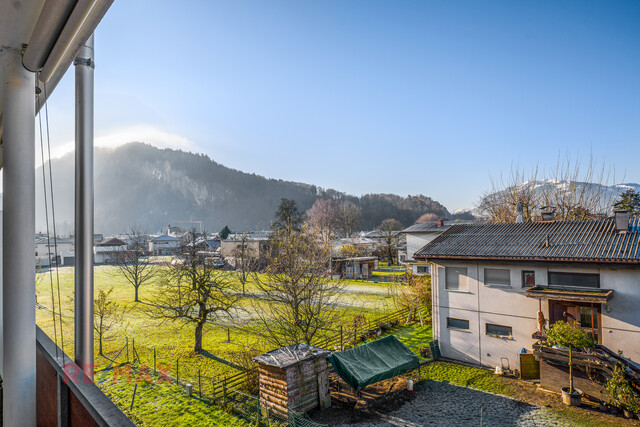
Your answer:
484;268;511;287
485;323;513;338
445;266;468;290
416;265;430;274
522;270;535;289
548;271;600;289
446;317;470;330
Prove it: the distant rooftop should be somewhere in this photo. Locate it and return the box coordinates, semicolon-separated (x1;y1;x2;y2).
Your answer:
401;220;478;234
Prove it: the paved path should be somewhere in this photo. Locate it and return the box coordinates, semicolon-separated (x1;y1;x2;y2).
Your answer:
343;381;574;427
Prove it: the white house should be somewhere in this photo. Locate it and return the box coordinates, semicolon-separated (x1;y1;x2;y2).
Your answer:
149;234;181;254
414;211;640;372
400;220;476;275
94;237;128;264
35;237;75;267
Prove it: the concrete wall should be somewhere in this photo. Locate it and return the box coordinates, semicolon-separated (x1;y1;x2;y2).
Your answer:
432;262;640;370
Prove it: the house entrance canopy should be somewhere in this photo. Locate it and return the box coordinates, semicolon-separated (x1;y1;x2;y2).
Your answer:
327;335;419;390
525;285;614;304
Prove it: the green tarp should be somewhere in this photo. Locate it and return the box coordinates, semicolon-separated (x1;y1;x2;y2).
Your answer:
327;335;419;390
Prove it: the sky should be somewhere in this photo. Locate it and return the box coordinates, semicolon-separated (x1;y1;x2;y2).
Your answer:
43;0;640;211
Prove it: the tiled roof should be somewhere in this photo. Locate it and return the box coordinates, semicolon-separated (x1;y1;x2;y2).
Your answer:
401;220;478;234
151;235;180;242
414;218;640;265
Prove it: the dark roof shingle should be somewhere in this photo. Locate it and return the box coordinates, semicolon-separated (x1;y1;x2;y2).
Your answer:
414;218;640;264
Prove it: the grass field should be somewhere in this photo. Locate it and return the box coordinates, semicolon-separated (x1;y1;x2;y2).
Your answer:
36;264;402;425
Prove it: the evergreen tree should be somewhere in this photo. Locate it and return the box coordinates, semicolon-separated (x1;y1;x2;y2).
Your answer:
272;198;305;234
219;225;232;239
615;188;640;216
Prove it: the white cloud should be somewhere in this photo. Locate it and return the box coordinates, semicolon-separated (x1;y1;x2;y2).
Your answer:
51;125;199;159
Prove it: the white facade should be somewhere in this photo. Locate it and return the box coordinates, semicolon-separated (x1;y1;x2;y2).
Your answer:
431;261;640;371
406;234;439;261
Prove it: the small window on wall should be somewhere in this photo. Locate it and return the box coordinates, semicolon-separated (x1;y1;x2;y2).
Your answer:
522;271;535;288
486;323;512;338
445;267;468;290
447;317;469;330
417;265;430;274
548;272;599;289
484;268;510;286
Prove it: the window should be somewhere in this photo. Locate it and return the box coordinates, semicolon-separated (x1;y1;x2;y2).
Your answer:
447;317;469;330
579;306;598;329
548;272;599;289
484;268;510;286
486;323;512;338
417;265;430;274
445;266;468;290
522;271;535;288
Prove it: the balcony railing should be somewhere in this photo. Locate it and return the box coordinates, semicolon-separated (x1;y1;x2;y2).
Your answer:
36;327;134;426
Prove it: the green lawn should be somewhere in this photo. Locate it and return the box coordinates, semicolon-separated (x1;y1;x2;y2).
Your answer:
387;322;433;362
36;264;401;425
96;368;249;427
417;361;509;395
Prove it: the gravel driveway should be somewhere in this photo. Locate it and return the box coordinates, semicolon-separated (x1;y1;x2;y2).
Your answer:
343;381;574;427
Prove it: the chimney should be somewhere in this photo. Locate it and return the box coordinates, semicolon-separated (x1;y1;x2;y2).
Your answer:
614;210;630;234
540;206;556;223
437;219;444;227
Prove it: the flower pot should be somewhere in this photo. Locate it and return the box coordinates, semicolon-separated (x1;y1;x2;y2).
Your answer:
561;387;582;406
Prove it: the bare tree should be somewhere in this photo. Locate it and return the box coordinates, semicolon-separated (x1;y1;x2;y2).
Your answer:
377;218;403;265
94;288;124;356
478;155;617;223
230;232;256;296
337;201;361;237
113;227;156;302
251;229;343;347
306;199;338;244
415;213;439;223
149;230;239;353
393;274;431;323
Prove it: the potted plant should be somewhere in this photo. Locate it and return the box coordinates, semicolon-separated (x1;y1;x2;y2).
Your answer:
606;362;640;419
545;321;594;406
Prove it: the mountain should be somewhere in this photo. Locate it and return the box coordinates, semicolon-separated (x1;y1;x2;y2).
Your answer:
473;179;640;219
35;142;450;235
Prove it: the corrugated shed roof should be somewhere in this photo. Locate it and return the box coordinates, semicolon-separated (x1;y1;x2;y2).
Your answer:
415;217;640;264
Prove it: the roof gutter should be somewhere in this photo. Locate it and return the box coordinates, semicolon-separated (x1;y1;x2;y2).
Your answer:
415;254;640;269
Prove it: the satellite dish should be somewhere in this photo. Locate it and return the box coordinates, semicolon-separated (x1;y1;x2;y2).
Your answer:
516;202;523;214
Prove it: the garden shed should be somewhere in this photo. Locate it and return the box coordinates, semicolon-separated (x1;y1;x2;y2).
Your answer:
253;343;331;416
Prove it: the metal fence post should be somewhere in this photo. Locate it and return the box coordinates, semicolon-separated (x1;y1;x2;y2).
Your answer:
340;325;343;350
176;359;180;386
198;369;202;398
154;348;157;375
126;337;129;363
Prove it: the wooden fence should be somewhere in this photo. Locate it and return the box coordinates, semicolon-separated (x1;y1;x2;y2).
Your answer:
211;304;429;400
533;343;640;393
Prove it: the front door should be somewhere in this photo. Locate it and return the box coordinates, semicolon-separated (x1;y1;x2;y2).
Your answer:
549;300;601;344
